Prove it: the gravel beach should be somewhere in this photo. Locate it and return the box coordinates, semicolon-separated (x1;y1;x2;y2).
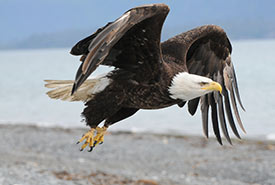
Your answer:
0;124;274;185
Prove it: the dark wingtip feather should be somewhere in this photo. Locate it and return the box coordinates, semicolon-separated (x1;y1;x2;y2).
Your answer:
71;62;87;95
201;96;209;138
223;88;242;139
188;98;199;116
215;73;232;144
209;94;223;145
234;86;246;112
217;94;232;145
232;68;246;111
216;134;223;145
177;101;186;108
203;115;209;138
228;138;232;145
69;49;74;55
71;83;77;95
229;87;246;134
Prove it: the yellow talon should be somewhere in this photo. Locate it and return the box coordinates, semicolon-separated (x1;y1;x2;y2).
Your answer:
80;142;89;151
77;126;108;151
77;128;95;151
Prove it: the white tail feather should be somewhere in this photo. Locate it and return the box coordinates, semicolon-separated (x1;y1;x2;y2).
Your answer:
44;76;110;102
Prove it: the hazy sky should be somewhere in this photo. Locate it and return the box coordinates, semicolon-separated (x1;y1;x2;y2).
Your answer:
0;0;274;43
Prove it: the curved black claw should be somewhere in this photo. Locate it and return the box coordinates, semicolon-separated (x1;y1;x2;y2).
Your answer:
99;142;103;145
88;147;93;152
80;148;84;152
76;141;80;144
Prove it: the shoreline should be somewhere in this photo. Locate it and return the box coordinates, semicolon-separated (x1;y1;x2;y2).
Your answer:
0;124;275;185
1;121;274;142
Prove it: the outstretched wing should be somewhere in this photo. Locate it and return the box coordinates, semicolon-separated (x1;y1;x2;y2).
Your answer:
70;4;170;94
162;25;245;144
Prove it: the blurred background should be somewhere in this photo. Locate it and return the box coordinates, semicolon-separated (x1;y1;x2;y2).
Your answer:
0;0;274;140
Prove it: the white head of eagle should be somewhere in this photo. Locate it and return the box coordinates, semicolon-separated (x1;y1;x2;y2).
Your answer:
169;72;222;101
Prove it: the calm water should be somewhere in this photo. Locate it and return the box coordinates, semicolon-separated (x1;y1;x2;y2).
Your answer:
0;39;275;140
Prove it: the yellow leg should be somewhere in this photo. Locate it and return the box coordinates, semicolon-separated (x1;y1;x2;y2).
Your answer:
77;126;108;152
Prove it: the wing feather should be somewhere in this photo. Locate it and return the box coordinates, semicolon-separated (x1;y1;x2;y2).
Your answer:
228;81;246;133
223;85;241;139
188;98;200;116
232;67;245;111
162;25;245;144
215;73;232;144
223;61;246;133
209;93;222;145
216;91;231;144
71;4;170;94
200;95;209;138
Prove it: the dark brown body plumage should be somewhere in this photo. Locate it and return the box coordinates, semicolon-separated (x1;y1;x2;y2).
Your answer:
70;4;245;144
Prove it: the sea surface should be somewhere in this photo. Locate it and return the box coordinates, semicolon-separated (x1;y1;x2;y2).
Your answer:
0;39;275;140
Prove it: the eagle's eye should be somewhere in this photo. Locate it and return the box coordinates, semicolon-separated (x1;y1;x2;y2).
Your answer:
199;82;209;86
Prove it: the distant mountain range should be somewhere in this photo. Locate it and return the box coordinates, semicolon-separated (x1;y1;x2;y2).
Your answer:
1;0;274;49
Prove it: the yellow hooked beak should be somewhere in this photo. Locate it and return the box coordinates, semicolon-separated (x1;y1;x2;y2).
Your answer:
202;81;222;94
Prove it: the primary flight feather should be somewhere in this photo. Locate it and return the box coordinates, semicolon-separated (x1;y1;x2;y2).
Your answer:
45;3;245;151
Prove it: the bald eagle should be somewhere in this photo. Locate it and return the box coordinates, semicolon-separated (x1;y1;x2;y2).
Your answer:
45;4;245;151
